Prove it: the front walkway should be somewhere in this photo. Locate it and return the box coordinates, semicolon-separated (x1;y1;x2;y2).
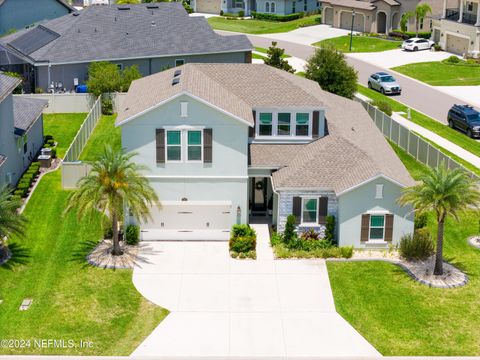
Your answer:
131;224;380;357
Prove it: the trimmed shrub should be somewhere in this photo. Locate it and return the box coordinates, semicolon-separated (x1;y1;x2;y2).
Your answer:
324;215;336;243
283;214;297;242
14;188;27;198
251;11;304;22
103;226;113;240
388;30;431;40
219;10;224;15
44;135;54;142
414;212;428;230
10;194;22;203
399;229;435;260
445;55;461;64
125;224;140;245
372;100;393;116
340;246;353;259
101;97;113;115
270;232;282;246
433;44;442;51
230;236;256;253
300;228;320;241
285;237;332;251
238;10;244;17
50;147;57;159
231;224;256;238
20;173;34;184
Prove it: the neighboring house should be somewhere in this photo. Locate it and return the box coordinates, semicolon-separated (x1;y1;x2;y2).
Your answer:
0;3;252;93
192;0;319;15
432;0;480;56
0;73;47;188
116;63;415;247
0;0;74;36
321;0;445;34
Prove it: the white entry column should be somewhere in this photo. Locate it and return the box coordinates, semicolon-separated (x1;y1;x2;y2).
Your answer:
458;0;464;22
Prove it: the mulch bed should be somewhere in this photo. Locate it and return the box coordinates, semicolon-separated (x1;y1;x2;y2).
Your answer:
87;239;139;269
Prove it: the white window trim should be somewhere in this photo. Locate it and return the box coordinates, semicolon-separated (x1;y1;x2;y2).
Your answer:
300;197;319;226
165;127;204;163
368;214;385;242
255;110;313;139
175;59;185;67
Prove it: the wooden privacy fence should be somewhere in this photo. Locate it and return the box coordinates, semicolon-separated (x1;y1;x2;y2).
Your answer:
63;96;102;163
355;96;479;180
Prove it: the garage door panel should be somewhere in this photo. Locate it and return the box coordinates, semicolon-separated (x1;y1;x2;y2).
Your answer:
340;11;364;32
446;35;469;55
141;202;233;230
196;0;220;14
324;8;333;25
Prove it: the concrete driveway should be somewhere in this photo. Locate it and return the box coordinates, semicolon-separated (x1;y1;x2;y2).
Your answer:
261;24;352;45
131;224;380;357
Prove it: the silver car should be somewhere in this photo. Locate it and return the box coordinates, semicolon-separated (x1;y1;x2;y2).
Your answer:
367;72;402;95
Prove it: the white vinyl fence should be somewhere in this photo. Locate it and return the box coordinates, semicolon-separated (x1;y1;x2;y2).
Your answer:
356;96;479;180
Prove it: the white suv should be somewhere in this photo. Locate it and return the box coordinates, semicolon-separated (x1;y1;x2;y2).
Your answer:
402;38;435;51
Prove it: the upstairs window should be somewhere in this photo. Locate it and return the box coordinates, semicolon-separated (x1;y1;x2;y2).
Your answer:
187;130;202;161
166;130;182;161
271;2;275;12
277;113;291;135
259;113;273;136
296;113;309;136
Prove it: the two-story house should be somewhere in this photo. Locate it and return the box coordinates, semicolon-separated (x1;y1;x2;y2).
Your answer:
432;0;480;56
116;63;415;248
192;0;319;16
0;73;47;188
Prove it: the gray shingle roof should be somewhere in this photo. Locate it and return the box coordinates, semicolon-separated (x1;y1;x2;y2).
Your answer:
117;63;326;126
127;64;415;193
0;3;252;64
0;72;21;103
13;97;48;132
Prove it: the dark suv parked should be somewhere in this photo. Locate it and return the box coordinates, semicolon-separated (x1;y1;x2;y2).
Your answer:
447;104;480;138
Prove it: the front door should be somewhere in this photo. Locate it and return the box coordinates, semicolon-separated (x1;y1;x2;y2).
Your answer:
251;177;267;214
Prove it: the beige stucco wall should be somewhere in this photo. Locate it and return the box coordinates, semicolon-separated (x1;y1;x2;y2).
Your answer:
432;18;480;56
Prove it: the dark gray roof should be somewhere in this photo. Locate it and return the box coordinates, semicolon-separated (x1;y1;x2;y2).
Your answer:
9;26;60;55
0;72;21;103
0;3;252;64
0;0;75;11
13;97;48;133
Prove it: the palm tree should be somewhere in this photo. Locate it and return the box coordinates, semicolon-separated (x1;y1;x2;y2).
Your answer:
398;164;480;275
66;146;159;256
414;3;432;36
0;185;28;252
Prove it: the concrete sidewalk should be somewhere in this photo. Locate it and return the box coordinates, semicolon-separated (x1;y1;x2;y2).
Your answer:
131;224;380;357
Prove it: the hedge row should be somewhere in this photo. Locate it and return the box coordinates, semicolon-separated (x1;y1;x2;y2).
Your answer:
251;11;305;22
388;30;432;40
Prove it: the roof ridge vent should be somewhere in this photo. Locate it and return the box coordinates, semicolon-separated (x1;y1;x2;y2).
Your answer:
117;5;130;10
146;4;160;8
174;70;182;77
172;77;180;86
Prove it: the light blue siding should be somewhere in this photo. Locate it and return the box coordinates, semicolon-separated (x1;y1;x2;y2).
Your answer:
255;0;318;15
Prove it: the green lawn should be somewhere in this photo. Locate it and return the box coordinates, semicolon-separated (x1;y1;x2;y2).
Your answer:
314;35;401;53
254;46;290;58
329;139;480;355
43;113;86;159
392;61;480;86
327;209;480;355
357;85;480;162
387;140;428;181
207;15;320;34
79;115;121;162
0;170;168;355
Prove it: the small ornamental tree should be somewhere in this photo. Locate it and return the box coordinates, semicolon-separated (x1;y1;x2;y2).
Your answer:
264;41;294;73
305;46;358;99
283;215;297;242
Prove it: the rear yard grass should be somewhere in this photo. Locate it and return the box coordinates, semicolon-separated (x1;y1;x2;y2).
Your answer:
43;113;86;158
314;35;401;52
357;85;480;161
79;115;120;161
387;140;429;180
392;61;480;86
0;170;168;355
328;142;480;355
207;15;320;34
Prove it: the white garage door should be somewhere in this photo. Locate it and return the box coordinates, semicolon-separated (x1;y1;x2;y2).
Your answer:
324;7;333;25
340;11;365;32
446;35;469;55
196;0;221;14
140;201;233;240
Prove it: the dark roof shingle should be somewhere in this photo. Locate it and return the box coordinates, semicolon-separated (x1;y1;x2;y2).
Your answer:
13;97;48;132
0;72;21;103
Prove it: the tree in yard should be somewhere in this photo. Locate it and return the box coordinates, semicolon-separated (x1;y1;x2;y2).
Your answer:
398;164;480;275
0;186;28;255
305;45;358;99
400;12;413;32
65;146;159;256
116;0;140;4
414;3;432;36
264;41;294;73
120;65;142;92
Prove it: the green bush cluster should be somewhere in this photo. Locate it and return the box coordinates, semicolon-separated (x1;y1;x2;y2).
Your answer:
414;212;428;230
274;242;353;259
43;135;57;159
372;99;393;116
230;224;256;256
14;162;40;198
399;228;435;260
251;11;304;22
125;224;140;245
388;30;431;40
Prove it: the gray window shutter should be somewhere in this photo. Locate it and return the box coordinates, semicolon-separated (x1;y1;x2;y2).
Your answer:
204;128;213;163
312;111;320;138
360;214;370;242
385;214;394;242
292;197;302;224
249;110;256;138
318;197;328;225
156;129;165;164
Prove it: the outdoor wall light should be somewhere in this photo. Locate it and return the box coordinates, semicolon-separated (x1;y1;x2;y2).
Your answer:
181;197;188;201
237;206;241;217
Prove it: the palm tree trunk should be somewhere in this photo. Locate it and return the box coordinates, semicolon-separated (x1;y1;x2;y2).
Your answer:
111;211;123;256
434;218;444;275
416;15;419;37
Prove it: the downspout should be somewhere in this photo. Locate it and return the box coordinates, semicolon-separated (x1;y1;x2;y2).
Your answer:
270;175;280;228
47;62;51;93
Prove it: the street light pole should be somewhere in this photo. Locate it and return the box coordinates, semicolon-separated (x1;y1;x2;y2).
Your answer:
349;9;356;52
